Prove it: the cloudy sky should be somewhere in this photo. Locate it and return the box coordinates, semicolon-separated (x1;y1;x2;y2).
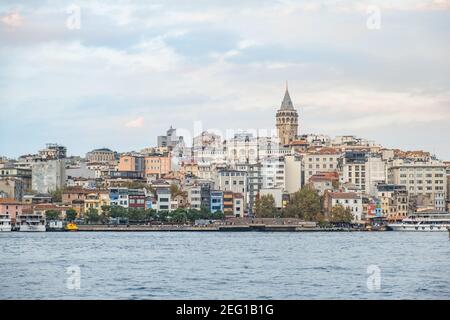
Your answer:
0;0;449;159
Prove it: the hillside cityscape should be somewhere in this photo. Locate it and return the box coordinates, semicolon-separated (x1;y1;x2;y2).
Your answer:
1;86;449;228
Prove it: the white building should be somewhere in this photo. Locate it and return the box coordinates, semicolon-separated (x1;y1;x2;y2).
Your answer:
326;191;363;222
284;155;302;193
261;156;285;189
186;185;202;210
214;169;247;196
260;188;283;209
156;188;172;211
340;152;386;196
31;160;66;193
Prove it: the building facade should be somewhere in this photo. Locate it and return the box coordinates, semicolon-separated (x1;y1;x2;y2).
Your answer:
31;160;66;193
86;148;117;163
388;160;447;211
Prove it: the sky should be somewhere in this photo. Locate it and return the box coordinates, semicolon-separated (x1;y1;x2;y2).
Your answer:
0;0;449;159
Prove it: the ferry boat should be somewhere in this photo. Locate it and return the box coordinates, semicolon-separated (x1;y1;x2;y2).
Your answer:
17;209;46;232
65;222;78;231
0;213;12;232
387;212;450;232
47;220;64;231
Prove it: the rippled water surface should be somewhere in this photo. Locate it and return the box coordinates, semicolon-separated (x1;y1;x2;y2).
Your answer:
1;232;449;299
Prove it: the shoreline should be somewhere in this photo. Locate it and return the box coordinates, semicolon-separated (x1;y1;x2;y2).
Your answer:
48;224;387;232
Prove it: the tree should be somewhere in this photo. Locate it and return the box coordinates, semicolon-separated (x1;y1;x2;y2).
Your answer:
45;210;60;220
50;187;64;203
109;206;128;219
157;210;170;223
86;208;100;224
145;209;158;222
186;209;202;223
330;205;354;224
212;210;224;220
255;194;277;218
199;205;211;219
284;186;321;221
170;184;180;197
100;205;111;224
171;208;187;224
65;208;77;221
128;208;146;222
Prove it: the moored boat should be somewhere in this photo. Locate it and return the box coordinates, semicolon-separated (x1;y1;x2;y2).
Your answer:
17;208;46;232
387;211;450;232
0;213;12;232
65;222;79;231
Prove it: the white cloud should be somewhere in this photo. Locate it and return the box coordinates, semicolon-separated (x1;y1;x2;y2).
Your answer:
125;117;145;128
1;11;23;27
0;0;449;159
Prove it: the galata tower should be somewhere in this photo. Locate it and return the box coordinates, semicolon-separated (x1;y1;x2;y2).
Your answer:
276;82;299;145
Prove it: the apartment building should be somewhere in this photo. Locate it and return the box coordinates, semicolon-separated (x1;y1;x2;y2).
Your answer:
376;184;408;221
302;147;342;183
388;160;447;211
324;191;363;222
340;151;387;196
144;154;171;178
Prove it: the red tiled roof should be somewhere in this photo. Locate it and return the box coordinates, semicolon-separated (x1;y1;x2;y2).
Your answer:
328;192;359;199
306;147;341;155
309;171;339;182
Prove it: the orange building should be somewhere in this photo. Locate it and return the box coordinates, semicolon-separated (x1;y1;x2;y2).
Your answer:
118;153;145;177
144;155;171;178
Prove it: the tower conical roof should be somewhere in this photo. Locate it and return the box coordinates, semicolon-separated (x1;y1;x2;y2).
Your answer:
280;84;294;110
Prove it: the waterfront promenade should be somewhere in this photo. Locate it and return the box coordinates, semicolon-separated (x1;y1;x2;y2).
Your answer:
75;224;376;232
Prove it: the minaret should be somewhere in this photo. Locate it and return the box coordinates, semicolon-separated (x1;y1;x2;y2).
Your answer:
276;82;299;145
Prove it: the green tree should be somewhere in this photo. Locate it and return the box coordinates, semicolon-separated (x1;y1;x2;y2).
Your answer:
157;210;170;223
109;206;128;219
100;205;111;224
212;210;224;220
50;187;65;203
45;209;60;220
255;194;277;218
329;205;354;224
186;209;202;223
128;208;146;222
171;208;187;224
65;208;77;221
86;208;100;224
145;209;158;222
284;186;321;221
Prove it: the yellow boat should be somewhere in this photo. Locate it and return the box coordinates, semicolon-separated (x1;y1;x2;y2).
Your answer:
65;222;79;231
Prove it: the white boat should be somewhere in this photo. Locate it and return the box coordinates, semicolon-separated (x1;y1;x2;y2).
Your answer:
17;210;46;232
0;213;12;232
388;212;450;232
